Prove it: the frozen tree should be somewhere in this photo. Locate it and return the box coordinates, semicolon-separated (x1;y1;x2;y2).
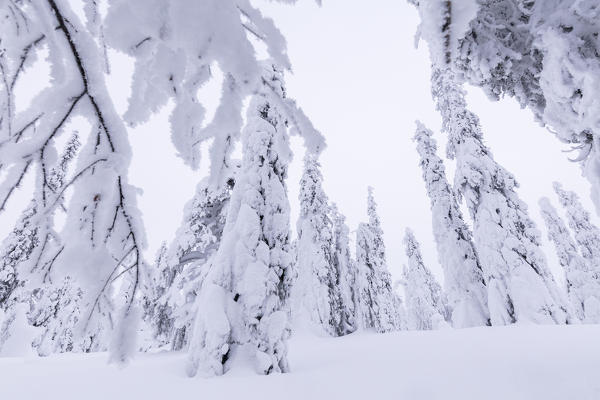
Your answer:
410;0;600;207
142;171;236;351
411;1;572;325
28;277;83;356
402;228;449;330
355;188;400;333
539;198;600;323
293;155;347;336
187;63;303;377
331;203;359;334
413;121;489;328
0;133;84;355
553;183;600;273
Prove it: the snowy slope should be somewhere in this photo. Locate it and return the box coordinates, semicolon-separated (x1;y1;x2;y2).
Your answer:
2;325;600;400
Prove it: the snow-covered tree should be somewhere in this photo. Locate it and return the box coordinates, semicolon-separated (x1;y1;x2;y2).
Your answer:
142;171;236;351
553;182;600;273
411;1;572;325
187;64;298;377
414;121;489;328
410;0;600;208
293;155;347;336
0;132;85;355
355;187;400;333
331;203;359;334
402;228;449;331
539;197;600;323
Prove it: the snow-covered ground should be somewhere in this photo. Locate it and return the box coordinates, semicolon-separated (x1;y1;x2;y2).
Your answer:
3;325;600;400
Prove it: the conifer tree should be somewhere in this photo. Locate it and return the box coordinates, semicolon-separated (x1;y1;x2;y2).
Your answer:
411;1;572;325
187;64;295;376
355;188;400;333
402;228;449;330
553;183;600;273
414;121;489;328
294;155;346;336
0;134;84;355
539;197;600;323
331;203;359;334
143;172;236;351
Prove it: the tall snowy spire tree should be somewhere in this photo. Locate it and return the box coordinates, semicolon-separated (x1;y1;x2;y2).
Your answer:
539;198;600;323
411;0;572;325
186;63;320;376
553;183;600;273
331;203;359;334
355;187;400;333
294;155;347;336
413;121;489;328
402;228;449;331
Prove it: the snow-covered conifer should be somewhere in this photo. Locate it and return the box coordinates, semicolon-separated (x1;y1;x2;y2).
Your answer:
187;63;296;376
414;121;489;328
402;228;449;330
539;197;600;323
143;172;236;351
355;188;400;333
553;183;600;273
293;155;346;336
411;1;572;325
331;203;359;334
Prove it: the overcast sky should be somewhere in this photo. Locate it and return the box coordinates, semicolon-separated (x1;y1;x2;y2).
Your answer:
1;0;598;284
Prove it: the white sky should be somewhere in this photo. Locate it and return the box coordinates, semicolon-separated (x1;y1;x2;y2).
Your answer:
1;0;598;285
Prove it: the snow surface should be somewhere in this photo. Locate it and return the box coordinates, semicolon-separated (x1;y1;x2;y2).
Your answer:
2;325;600;400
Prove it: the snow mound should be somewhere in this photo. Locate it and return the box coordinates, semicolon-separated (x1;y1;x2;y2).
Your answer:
2;325;600;399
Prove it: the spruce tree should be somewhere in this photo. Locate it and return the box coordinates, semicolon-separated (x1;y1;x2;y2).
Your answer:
143;172;236;351
410;0;572;325
402;228;449;330
414;121;489;328
187;63;294;376
539;197;600;323
553;182;600;273
331;203;359;334
294;155;346;336
355;187;400;333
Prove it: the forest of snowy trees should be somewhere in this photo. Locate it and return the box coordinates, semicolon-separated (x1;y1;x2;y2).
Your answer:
1;0;600;383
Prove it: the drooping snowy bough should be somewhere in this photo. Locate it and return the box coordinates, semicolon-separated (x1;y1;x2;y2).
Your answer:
0;1;146;357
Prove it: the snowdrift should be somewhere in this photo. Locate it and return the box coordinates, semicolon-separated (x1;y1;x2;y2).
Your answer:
2;325;600;400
